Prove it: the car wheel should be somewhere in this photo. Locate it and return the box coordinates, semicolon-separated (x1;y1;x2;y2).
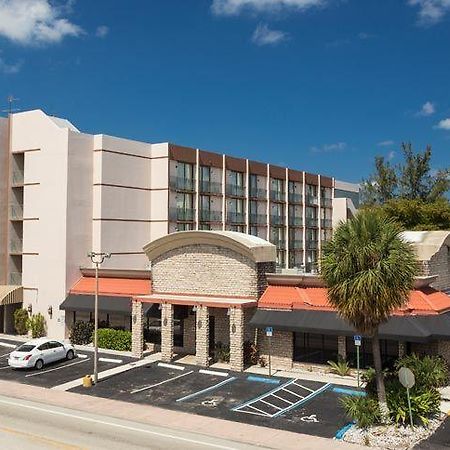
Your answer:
66;350;74;360
35;359;44;370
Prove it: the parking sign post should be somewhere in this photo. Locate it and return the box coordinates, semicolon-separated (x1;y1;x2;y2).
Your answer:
266;327;273;377
354;335;362;388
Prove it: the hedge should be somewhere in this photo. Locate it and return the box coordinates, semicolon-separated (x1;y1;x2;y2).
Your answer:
97;328;132;351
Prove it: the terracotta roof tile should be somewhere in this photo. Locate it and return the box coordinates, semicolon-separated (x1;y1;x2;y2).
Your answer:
70;277;151;297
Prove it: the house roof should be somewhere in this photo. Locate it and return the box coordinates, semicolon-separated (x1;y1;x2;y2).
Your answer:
70;277;151;297
259;285;450;316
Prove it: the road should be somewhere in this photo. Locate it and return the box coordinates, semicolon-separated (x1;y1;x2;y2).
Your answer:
0;394;259;450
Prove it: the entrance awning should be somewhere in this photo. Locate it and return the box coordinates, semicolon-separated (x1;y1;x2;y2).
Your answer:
0;285;23;306
60;294;153;314
250;309;450;343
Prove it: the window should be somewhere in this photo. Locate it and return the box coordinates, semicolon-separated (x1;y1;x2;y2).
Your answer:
16;344;36;352
249;174;258;193
200;165;210;183
177;223;194;231
177;162;194;180
294;332;338;364
37;343;50;351
48;341;63;349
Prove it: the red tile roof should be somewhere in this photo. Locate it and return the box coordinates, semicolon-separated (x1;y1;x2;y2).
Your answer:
70;277;151;297
259;285;450;316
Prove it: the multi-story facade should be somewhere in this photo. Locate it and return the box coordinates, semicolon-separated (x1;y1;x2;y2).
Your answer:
0;110;359;338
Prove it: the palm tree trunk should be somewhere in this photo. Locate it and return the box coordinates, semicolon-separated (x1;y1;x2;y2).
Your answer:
371;328;390;421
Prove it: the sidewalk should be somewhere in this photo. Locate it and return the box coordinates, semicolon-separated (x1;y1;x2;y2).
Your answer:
0;379;365;450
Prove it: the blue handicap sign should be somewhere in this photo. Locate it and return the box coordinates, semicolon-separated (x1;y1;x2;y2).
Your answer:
354;335;362;346
265;326;273;337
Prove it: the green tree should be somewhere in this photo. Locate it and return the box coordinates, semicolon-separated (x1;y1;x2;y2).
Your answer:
321;210;417;419
361;156;397;205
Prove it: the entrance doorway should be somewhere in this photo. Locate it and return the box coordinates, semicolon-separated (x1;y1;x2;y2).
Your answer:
209;315;215;355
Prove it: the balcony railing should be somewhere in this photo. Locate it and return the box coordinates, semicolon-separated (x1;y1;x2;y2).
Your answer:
272;240;287;250
288;192;303;203
270;190;285;202
200;180;222;195
169;176;195;192
305;217;318;227
10;204;23;220
9;239;23;254
9;272;22;285
321;197;332;208
200;210;222;222
227;211;246;223
170;207;196;221
12;170;24;186
288;240;304;250
226;184;245;197
288;216;303;226
321;218;332;228
270;215;285;226
249;187;267;199
307;240;319;250
306;195;319;206
249;213;267;225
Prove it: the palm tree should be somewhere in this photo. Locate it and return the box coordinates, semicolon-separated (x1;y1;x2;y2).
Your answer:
320;210;417;419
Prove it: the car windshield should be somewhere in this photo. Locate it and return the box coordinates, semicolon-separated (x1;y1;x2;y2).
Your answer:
16;344;36;352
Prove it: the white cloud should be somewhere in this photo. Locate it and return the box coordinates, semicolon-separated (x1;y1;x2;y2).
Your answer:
387;151;396;161
435;118;450;130
95;25;109;38
0;0;83;46
377;140;395;147
0;56;21;73
211;0;325;16
408;0;450;26
251;23;288;46
310;142;347;153
416;101;436;116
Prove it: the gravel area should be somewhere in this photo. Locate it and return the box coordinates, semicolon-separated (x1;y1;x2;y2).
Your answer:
343;415;445;449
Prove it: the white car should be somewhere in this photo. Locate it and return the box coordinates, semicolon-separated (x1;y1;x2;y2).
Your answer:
8;338;76;370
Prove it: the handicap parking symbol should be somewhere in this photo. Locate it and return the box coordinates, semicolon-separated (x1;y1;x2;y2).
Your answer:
300;414;319;423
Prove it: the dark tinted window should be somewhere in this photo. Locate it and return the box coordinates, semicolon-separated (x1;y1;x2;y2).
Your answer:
37;343;50;351
16;344;35;352
48;341;63;349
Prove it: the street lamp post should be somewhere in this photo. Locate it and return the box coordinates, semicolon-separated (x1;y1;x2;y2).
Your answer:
87;251;111;385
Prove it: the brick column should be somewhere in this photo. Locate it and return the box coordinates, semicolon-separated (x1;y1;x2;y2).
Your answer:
398;341;406;359
161;303;174;362
131;300;144;358
230;307;244;372
195;305;209;367
338;336;347;361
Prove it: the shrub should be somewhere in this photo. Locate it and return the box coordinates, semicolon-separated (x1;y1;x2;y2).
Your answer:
362;367;392;396
341;395;381;429
27;313;46;338
244;341;258;365
13;308;29;335
97;328;132;351
213;342;230;363
327;358;351;376
69;321;94;345
396;353;448;390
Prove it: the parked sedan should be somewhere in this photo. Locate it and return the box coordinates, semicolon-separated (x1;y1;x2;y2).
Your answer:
8;338;76;370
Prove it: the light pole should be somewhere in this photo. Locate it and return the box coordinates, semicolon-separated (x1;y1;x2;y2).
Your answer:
87;251;111;385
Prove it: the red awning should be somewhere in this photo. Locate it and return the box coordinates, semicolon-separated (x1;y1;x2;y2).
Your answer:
70;277;151;297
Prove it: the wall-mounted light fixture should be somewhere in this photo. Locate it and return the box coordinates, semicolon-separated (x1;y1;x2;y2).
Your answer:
47;306;53;318
158;304;162;310
192;305;197;313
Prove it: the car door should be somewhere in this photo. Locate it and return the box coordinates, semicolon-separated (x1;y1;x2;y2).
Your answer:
49;341;65;362
36;342;52;364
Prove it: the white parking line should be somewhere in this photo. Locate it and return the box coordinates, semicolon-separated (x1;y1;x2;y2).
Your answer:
98;357;123;364
0;366;10;370
0;342;16;348
77;354;88;359
157;362;185;371
199;369;229;377
25;358;90;378
131;370;194;394
0;353;11;359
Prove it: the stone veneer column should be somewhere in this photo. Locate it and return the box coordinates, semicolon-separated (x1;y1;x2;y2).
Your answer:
131;300;144;359
338;336;347;361
230;307;244;372
161;303;174;362
195;305;209;367
398;341;406;359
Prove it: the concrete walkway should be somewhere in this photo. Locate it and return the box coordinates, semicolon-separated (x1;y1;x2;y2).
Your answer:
0;379;365;450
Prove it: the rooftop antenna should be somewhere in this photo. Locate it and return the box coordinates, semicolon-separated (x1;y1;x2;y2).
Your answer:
2;95;20;115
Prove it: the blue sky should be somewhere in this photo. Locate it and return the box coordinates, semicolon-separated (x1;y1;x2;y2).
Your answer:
0;0;449;182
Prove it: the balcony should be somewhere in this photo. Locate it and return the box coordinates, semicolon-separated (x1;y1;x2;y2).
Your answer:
200;210;222;222
227;211;246;223
270;215;285;226
288;216;303;227
10;204;23;220
289;240;304;250
270;190;285;202
226;184;245;197
200;180;222;195
249;187;267;199
170;207;196;222
321;218;332;228
249;213;267;225
321;197;332;208
305;217;318;228
288;192;303;203
9;238;23;254
169;176;195;192
9;272;22;285
307;240;319;250
272;240;286;250
306;195;319;206
12;170;24;186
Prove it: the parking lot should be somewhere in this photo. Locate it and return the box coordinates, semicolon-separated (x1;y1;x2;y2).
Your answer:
70;360;355;439
0;337;135;388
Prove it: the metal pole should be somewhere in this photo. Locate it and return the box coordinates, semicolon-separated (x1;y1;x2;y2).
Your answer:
356;345;360;389
94;261;99;384
407;387;414;428
268;335;272;377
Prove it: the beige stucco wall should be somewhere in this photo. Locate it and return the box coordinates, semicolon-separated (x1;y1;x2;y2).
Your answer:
0;117;8;285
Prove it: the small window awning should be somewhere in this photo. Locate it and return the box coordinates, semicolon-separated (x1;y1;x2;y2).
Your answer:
60;294;153;314
70;277;151;297
250;309;450;343
0;285;23;306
